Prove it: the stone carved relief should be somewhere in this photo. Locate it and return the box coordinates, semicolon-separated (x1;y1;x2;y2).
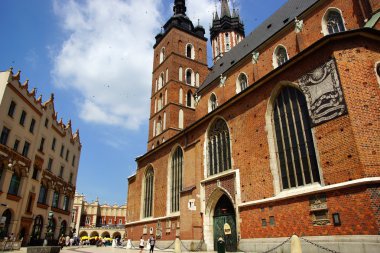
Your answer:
299;59;347;126
309;194;330;226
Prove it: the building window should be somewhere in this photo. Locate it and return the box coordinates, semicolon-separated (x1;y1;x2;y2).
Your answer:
269;216;276;226
225;33;230;51
143;167;154;218
32;166;39;180
52;138;56;151
59;166;64;178
69;173;73;184
63;196;69;211
186;69;193;86
119;219;123;225
38;185;47;204
159;47;165;64
85;216;90;225
60;145;64;157
156;117;162;135
13;139;20;152
8;101;16;118
52;191;59;208
186;44;194;59
179;67;183;82
273;87;320;190
29;119;36;133
66;150;69;161
324;9;345;35
208;94;218;112
48;158;53;171
0;127;10;145
274;46;288;68
208;119;232;176
44;118;49;128
72;156;76;167
158;73;164;90
158;94;163;111
19;110;27;126
109;219;112;224
22;141;30;157
171;147;183;213
186;90;193;107
237;73;248;93
39;138;45;152
8;172;21;195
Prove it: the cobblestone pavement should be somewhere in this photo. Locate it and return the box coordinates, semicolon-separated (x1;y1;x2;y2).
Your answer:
61;246;177;253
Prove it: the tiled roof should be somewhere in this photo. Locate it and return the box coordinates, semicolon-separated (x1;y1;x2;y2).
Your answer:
198;0;319;93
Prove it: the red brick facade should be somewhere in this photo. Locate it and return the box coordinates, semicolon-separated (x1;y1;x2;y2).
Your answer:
126;0;380;250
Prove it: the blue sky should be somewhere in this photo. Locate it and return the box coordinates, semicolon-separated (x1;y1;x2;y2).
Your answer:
0;0;287;205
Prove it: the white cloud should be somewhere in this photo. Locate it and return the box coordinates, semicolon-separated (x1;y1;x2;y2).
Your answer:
52;0;215;130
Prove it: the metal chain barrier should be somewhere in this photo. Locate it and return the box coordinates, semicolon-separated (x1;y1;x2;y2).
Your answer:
260;236;292;253
300;237;341;253
154;240;175;250
179;237;205;252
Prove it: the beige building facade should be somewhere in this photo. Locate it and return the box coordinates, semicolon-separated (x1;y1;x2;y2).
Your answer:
0;68;81;246
72;194;126;240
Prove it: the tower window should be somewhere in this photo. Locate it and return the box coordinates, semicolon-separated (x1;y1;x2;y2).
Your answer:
186;44;194;59
185;69;194;86
208;94;218;112
159;47;165;64
273;45;288;68
186;91;193;108
236;73;248;93
225;33;230;51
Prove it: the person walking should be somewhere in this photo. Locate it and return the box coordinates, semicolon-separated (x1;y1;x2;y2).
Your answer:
139;236;145;253
149;235;156;253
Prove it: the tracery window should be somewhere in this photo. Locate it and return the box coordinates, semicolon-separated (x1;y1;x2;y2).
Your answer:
143;167;154;218
326;10;345;35
208;119;231;176
273;87;320;190
237;73;248;93
171;147;183;213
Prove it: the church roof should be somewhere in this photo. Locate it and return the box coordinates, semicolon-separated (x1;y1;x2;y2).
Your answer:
198;0;319;93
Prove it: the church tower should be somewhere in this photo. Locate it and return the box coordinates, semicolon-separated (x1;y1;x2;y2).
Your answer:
148;0;209;150
210;0;245;63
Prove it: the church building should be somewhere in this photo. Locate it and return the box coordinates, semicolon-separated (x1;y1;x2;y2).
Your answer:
126;0;380;252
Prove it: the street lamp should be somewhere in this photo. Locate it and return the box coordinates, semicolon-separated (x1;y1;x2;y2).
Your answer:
44;211;54;246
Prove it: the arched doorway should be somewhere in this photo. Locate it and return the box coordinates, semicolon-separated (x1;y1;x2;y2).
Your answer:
0;209;12;239
213;195;237;252
30;215;43;245
101;232;110;238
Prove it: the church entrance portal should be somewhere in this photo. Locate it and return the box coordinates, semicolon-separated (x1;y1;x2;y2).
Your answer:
213;195;237;252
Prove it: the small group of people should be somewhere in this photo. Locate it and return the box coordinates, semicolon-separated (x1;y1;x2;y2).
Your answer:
139;235;156;253
58;234;79;249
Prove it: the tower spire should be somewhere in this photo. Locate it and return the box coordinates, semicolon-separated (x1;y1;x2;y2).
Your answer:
220;0;231;18
173;0;187;16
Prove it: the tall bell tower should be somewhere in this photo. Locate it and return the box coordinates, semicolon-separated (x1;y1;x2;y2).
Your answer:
210;0;245;63
147;0;209;150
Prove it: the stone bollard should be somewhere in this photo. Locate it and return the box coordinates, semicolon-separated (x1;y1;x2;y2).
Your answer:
290;235;302;253
127;239;132;249
174;237;181;253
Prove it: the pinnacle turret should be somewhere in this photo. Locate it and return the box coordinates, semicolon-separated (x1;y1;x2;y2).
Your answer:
173;0;187;16
221;0;231;18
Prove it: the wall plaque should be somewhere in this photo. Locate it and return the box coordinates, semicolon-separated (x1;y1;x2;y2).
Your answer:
299;58;347;126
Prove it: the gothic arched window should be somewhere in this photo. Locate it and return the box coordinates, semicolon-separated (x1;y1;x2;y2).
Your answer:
187;90;193;107
186;44;194;59
186;69;193;85
143;167;154;218
171;147;183;213
159;47;165;64
208;94;218;112
208;119;232;176
225;33;231;51
273;87;320;190
325;10;345;35
237;73;248;93
274;46;288;68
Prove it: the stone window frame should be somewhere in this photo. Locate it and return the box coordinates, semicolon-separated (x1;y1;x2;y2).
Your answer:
272;45;289;69
205;117;232;177
265;82;324;195
159;47;165;64
186;90;194;108
185;68;195;86
321;7;346;36
236;72;249;94
142;166;155;219
167;145;184;215
208;93;218;113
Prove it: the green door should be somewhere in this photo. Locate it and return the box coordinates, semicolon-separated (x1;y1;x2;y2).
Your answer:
213;195;237;252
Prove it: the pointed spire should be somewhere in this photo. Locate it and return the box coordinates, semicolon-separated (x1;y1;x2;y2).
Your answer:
173;0;186;16
22;79;29;90
13;70;21;81
220;0;231;18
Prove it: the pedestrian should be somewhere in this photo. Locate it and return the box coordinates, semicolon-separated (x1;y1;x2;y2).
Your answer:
149;235;155;253
139;236;145;253
59;234;65;249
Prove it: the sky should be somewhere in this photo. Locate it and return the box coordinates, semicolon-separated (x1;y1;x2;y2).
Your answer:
0;0;287;206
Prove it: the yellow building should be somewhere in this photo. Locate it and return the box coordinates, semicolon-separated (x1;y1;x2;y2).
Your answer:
0;68;81;246
72;194;126;240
